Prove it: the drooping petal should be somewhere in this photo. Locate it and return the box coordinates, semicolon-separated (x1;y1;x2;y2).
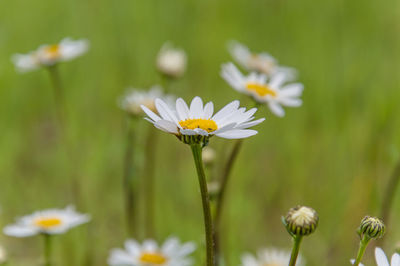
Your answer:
268;102;285;117
154;120;179;134
141;105;161;122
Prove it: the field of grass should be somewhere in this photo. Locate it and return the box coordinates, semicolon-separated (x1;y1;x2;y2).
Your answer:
1;0;400;265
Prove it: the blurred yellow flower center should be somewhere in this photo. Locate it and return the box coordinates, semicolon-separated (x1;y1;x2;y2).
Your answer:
179;119;218;133
248;54;275;74
44;45;61;59
263;263;280;266
139;252;167;264
246;82;277;97
35;217;62;228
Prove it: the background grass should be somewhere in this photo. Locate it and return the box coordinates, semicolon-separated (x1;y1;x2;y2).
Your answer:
1;0;400;265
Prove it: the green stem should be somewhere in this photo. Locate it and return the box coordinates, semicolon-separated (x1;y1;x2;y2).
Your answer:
214;139;243;265
123;117;137;236
190;144;215;266
354;236;371;266
380;160;400;226
289;236;303;266
43;234;52;266
144;126;157;238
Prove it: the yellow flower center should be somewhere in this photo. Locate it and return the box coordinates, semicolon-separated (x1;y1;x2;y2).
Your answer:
179;119;218;133
246;82;277;97
34;217;62;229
139;252;167;264
44;44;61;59
263;263;281;266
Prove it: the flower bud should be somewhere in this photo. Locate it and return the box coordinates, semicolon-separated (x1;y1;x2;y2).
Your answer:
358;216;385;240
202;147;216;166
207;181;220;200
156;42;187;79
284;206;318;237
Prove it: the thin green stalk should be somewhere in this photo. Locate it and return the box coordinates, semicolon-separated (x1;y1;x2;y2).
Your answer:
353;236;371;266
43;234;52;266
214;139;243;265
123;117;137;236
380;160;400;226
190;144;215;266
143;126;157;238
289;236;303;266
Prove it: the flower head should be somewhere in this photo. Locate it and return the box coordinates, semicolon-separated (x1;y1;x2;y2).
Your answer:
108;237;196;266
358;216;385;240
241;248;304;266
284;206;318;237
3;206;90;237
228;41;296;78
119;86;175;116
141;96;265;145
221;63;303;117
12;38;89;72
156;42;187;79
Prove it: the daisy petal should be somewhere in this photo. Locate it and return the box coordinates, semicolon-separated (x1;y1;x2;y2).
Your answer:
176;98;190;121
212;100;240;122
216;129;258;139
141;105;161;122
375;247;390;266
189;96;203;119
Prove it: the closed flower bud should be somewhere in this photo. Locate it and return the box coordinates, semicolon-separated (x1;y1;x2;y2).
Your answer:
284;206;318;237
358;216;385;240
156;42;187;79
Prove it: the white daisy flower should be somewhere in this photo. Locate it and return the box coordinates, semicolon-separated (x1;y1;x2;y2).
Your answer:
141;96;265;142
156;42;187;79
12;38;89;72
241;248;304;266
119;85;175;116
3;206;90;237
352;247;400;266
228;40;296;79
221;62;303;117
108;237;196;266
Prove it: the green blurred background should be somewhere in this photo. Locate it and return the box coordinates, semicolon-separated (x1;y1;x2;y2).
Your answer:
1;0;400;265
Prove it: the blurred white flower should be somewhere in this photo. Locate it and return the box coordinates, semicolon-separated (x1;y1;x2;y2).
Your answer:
3;206;90;237
119;85;175;116
221;63;303;117
108;237;196;266
141;96;265;140
156;42;187;78
241;247;304;266
12;38;89;72
228;40;296;79
202;146;216;165
350;247;400;266
0;246;7;264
